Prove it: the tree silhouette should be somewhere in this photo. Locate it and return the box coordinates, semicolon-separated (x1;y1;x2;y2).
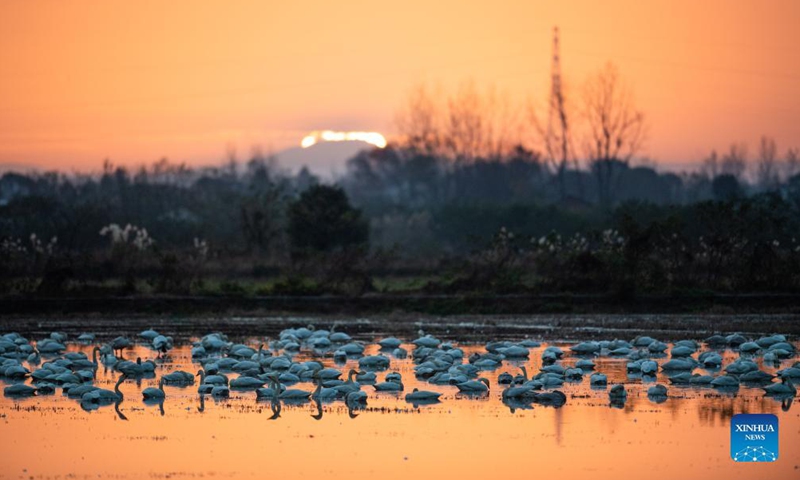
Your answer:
287;185;368;256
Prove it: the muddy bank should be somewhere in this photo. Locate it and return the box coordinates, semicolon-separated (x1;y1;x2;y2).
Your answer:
2;292;800;317
1;312;798;344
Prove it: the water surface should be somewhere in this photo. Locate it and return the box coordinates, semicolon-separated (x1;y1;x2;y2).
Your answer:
2;335;798;479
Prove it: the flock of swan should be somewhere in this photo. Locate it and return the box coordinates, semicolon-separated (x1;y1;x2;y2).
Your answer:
1;327;797;415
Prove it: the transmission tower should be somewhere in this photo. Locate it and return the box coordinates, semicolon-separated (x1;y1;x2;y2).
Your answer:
547;26;573;199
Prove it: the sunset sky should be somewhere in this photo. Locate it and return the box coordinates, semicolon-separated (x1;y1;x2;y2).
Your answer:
1;0;798;172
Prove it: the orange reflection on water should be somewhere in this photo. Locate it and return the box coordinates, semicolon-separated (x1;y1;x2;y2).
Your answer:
1;342;797;479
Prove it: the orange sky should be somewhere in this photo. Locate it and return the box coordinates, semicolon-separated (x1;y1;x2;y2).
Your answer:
1;0;799;172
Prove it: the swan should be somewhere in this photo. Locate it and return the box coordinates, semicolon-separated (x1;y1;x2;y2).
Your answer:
266;375;311;400
711;375;740;388
640;360;659;375
77;333;95;343
35;383;56;395
373;379;403;392
456;378;490;393
328;328;351;344
661;359;696;371
358;355;390;369
345;390;367;405
26;348;40;364
412;335;441;348
647;384;668;397
498;372;514;384
311;375;339;401
355;371;376;383
161;370;194;385
763;377;796;396
739;370;774;383
110;336;131;355
210;385;230;397
536;373;564;388
333;369;363;395
378;337;402;349
197;370;228;386
3;365;29;379
82;374;127;404
4;384;37;397
670;346;695;357
279;387;311;400
699;352;723;368
196;370;226;394
116;360;144;376
589;373;608;387
37;340;66;355
575;359;595;370
385;372;402;383
688;374;714;385
316;368;343;380
139;329;160;341
66;384;99;398
138;358;156;373
738;341;760;354
532;390;567;407
405;388;442;402
571;341;601;355
502;380;534;400
230;376;266;389
143;378;166;400
609;384;627;399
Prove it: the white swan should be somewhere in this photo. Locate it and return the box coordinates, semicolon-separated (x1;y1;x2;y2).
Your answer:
763;377;796;396
4;384;37;397
647;384;668;397
456;378;490;393
143;378;166;400
82;374;127;404
405;388;441;402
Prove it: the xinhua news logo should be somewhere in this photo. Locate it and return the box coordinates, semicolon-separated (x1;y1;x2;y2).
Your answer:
731;413;778;462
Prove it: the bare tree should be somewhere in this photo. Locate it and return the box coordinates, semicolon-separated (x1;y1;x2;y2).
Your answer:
701;150;720;179
394;84;442;157
756;136;779;190
785;147;800;180
581;62;646;205
395;82;523;163
721;143;747;180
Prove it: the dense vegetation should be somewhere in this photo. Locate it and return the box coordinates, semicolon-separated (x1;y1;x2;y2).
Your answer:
2;143;800;299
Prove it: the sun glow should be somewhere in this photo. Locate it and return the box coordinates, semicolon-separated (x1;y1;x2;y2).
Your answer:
301;130;387;149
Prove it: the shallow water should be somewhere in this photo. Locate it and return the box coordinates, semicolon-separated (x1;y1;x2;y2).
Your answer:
1;337;798;480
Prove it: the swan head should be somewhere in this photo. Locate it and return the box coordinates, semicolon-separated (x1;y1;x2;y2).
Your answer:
195;369;205;377
479;378;490;389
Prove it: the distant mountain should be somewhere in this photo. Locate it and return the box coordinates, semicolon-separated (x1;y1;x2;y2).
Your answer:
273;140;372;179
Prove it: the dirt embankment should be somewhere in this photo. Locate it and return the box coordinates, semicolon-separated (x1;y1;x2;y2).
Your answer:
1;312;798;344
